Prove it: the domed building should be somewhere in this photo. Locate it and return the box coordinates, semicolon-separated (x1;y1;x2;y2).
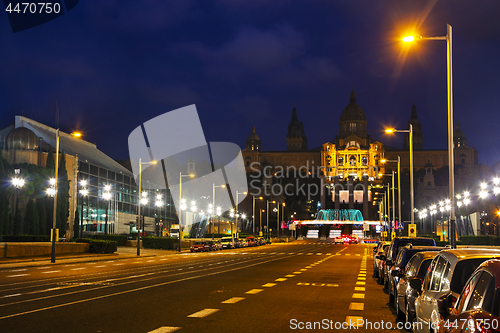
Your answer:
241;88;478;224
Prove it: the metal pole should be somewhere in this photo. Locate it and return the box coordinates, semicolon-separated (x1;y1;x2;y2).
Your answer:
104;196;109;236
267;201;269;240
212;184;215;240
51;129;59;263
235;192;239;238
252;196;255;236
410;123;414;228
397;156;401;236
137;159;142;256
447;24;456;248
276;202;279;239
179;172;182;252
80;195;84;239
392;171;395;237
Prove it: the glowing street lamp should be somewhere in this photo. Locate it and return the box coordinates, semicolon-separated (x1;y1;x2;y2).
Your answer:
102;185;112;235
212;184;226;240
137;159;157;256
402;24;455;247
385;126;413;226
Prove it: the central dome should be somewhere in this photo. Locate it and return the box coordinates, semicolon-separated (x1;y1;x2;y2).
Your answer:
340;90;366;121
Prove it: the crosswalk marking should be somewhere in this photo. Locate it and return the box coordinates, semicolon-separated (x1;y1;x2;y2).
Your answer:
275;278;287;282
345;316;364;327
285;275;295;278
352;293;365;299
262;283;276;287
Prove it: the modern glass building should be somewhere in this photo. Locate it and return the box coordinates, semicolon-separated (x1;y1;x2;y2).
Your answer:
0;116;176;238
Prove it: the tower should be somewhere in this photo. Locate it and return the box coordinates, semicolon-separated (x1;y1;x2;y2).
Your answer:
286;105;308;151
246;125;261;152
403;103;423;150
338;89;367;140
453;122;467;148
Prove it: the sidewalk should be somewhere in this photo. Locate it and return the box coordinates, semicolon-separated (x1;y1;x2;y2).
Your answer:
0;246;191;270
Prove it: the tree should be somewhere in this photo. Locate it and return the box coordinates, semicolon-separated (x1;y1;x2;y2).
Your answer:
46;148;55;171
73;209;79;238
56;152;70;235
36;198;46;235
24;199;39;235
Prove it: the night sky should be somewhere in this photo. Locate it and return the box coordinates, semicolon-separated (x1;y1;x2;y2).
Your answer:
1;0;500;165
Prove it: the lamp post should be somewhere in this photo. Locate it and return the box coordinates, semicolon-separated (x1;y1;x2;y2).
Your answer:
12;169;25;235
155;194;163;237
381;156;401;235
79;181;88;238
266;200;275;240
178;172;194;251
235;191;247;236
403;24;455;247
51;129;60;263
102;185;111;235
137;158;157;256
260;209;264;235
252;196;263;235
385;125;414;228
212;183;226;240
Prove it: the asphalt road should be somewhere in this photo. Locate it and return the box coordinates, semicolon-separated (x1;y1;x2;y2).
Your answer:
0;240;405;333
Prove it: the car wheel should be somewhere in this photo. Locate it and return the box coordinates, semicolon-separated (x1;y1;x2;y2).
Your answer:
406;300;416;332
377;273;383;285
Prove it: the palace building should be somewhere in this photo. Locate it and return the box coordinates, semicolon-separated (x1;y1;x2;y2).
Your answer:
242;89;478;221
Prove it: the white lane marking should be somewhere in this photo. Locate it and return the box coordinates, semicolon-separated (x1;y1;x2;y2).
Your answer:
222;297;245;304
71;268;85;271
41;271;60;274
3;293;21;298
352;293;365;299
8;269;27;272
95;265;107;268
113;263;124;266
355;287;365;291
306;253;313;255
262;283;276;287
148;326;181;333
187;308;219;318
160;259;169;261
147;260;155;262
275;278;287;282
316;253;322;255
293;272;302;274
38;267;50;270
245;289;263;294
285;275;295;278
6;274;29;278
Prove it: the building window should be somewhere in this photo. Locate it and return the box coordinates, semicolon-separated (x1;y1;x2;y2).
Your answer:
338;157;344;166
349;155;356;166
350;123;356;132
362;156;367;166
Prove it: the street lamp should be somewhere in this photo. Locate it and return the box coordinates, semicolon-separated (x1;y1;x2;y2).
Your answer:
380;157;401;234
12;171;25;235
266;200;275;241
155;194;164;237
78;180;88;238
235;191;247;237
403;24;455;247
385;125;413;227
252;196;263;235
212;184;226;240
102;185;111;235
137;159;157;256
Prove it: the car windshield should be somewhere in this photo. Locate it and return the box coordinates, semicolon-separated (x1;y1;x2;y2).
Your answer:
193;242;203;245
450;258;491;293
221;238;232;242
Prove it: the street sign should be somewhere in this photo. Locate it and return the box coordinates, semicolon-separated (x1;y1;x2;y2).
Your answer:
397;222;404;230
408;224;417;237
391;231;396;239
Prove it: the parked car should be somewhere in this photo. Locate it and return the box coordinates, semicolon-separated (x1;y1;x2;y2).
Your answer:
384;237;436;290
389;246;447;307
220;237;234;249
246;236;256;247
377;245;391;285
437;259;500;333
395;251;440;329
190;241;205;252
412;249;500;333
334;236;344;245
373;241;390;278
238;238;248;247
